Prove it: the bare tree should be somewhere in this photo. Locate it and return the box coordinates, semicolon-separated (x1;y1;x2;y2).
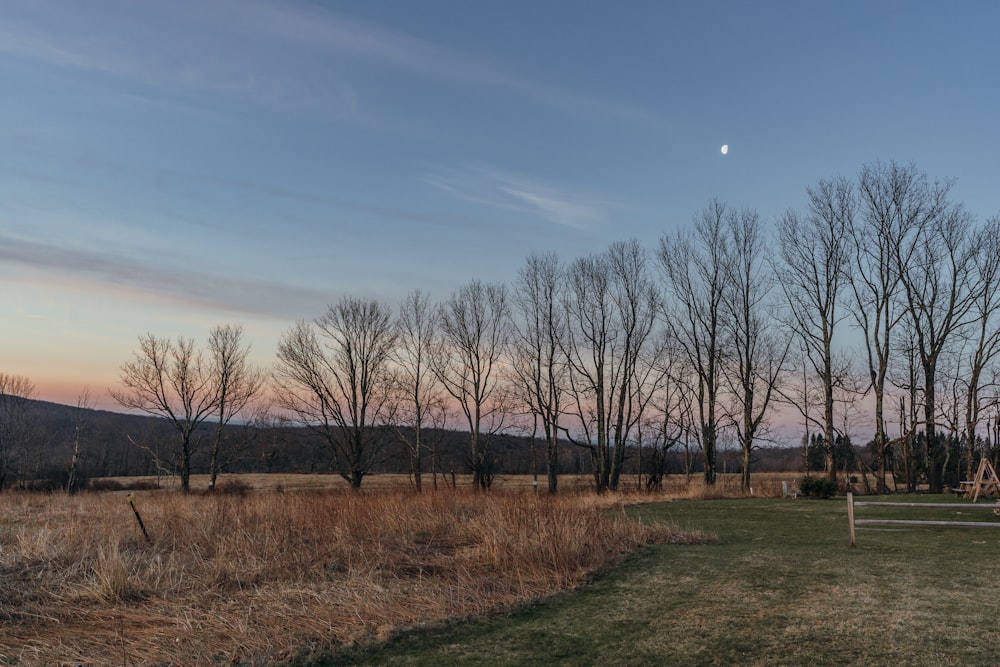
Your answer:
511;252;567;493
960;217;1000;480
722;207;789;493
0;373;36;491
563;240;660;492
659;201;730;486
112;335;216;493
890;323;923;491
634;330;682;491
777;178;854;480
938;343;966;482
847;161;936;491
66;387;93;494
788;345;821;472
206;324;266;492
393;290;445;492
274;298;397;488
420;402;450;491
433;280;511;492
896;196;982;491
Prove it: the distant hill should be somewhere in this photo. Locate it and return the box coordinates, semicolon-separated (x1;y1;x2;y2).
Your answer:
6;398;808;490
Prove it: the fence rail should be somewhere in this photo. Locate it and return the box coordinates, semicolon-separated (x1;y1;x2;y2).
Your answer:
847;493;1000;546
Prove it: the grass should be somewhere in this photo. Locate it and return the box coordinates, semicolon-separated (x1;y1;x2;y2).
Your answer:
7;471;977;665
327;494;1000;666
92;470;805;496
0;487;704;665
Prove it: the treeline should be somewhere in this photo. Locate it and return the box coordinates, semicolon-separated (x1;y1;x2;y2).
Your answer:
2;160;998;495
6;394;995;494
2;397;811;491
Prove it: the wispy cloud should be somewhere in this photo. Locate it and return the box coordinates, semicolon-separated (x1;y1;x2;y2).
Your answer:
0;232;329;320
0;0;671;131
228;0;672;130
0;138;517;236
423;163;612;230
0;1;362;120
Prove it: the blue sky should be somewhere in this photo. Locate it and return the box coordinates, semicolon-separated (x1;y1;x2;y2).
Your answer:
2;0;999;407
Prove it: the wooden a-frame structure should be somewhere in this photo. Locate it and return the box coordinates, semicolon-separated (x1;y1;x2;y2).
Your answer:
967;459;1000;503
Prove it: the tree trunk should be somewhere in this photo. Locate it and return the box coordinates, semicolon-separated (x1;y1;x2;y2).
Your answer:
208;430;221;493
703;423;717;485
546;431;558;494
924;364;942;492
67;428;82;495
180;436;192;494
824;363;836;482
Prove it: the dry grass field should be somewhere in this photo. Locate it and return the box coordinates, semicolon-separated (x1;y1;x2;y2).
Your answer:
0;479;713;665
96;470;805;497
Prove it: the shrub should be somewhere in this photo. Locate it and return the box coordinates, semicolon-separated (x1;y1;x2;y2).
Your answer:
211;479;253;495
799;475;838;498
87;479;161;492
87;479;125;492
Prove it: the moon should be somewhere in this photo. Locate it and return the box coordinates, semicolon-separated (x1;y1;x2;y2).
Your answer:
720;144;729;155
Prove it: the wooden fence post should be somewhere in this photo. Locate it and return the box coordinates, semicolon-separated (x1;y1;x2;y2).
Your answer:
847;492;856;547
127;492;151;544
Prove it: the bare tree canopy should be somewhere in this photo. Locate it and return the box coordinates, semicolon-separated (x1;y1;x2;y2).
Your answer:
777;177;854;480
207;324;266;492
721;206;789;492
511;252;566;493
959;217;1000;479
848;161;945;490
393;289;446;492
111;335;217;492
564;239;661;492
433;280;512;492
896;192;984;491
274;298;397;488
659;202;730;486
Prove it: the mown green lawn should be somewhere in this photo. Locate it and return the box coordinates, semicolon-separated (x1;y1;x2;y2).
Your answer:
307;495;1000;666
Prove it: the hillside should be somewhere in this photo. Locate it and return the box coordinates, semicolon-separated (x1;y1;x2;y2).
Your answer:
6;398;808;490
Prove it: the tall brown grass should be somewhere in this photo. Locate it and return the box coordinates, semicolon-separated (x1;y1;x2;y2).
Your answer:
0;488;707;665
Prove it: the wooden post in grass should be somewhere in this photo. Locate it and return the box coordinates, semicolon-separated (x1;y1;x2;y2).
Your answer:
127;492;151;544
847;492;856;547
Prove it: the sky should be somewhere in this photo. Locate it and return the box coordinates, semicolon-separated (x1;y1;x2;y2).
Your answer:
2;0;999;415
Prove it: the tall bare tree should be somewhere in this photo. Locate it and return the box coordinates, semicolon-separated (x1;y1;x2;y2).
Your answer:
896;197;983;491
112;335;216;493
433;280;512;491
274;298;397;488
66;387;93;494
848;161;937;491
960;217;1000;479
0;373;36;491
393;290;446;492
511;252;566;493
206;324;266;492
890;324;923;491
777;178;854;480
563;240;660;492
659;201;730;486
722;207;789;492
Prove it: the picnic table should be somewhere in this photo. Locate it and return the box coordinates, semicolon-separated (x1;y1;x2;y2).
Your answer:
951;460;1000;502
952;480;1000;497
